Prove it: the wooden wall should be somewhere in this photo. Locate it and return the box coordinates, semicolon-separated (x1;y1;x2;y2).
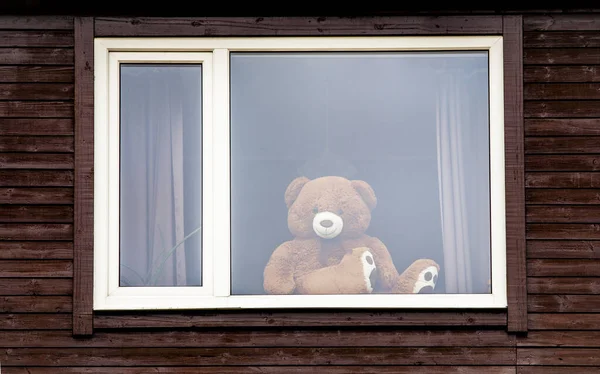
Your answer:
0;11;599;373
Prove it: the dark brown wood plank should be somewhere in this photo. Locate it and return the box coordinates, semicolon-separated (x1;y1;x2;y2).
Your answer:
0;260;72;277
0;330;515;348
0;102;73;118
0;170;73;186
526;189;600;204
95;16;503;37
525;137;600;154
0;136;73;152
524;32;600;48
0;347;516;366
0;187;73;204
0;30;73;47
0;66;73;83
0;48;73;65
0;119;73;135
0;278;71;295
527;206;600;223
529;295;600;312
0;153;73;169
0;223;73;240
519;331;600;347
528;240;600;258
0;313;71;329
529;313;600;330
526;119;600;136
1;367;518;374
525;101;600;118
0;205;73;223
0;295;71;312
525;83;600;100
519;348;600;366
73;16;94;337
503;14;526;333
525;49;600;65
528;259;600;276
94;312;507;329
528;223;600;239
0;16;74;30
0;241;73;259
525;66;600;83
526;155;600;171
525;15;600;31
519;367;600;374
526;173;600;188
528;277;600;294
0;83;73;100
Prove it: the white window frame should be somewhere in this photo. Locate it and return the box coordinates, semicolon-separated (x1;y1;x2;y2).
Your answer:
94;36;507;310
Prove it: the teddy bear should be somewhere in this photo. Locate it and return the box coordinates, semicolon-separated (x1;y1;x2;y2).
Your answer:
263;175;440;295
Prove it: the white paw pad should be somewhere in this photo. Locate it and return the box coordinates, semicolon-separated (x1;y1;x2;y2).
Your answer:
360;251;377;293
413;266;438;294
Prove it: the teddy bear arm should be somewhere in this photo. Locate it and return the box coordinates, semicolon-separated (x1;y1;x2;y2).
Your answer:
263;242;297;295
296;266;342;295
367;237;401;291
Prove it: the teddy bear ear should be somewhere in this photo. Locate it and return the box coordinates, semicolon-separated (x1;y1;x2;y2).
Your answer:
351;180;377;210
285;176;310;208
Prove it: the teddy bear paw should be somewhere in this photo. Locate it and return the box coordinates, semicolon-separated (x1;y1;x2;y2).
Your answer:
360;250;377;293
412;265;438;294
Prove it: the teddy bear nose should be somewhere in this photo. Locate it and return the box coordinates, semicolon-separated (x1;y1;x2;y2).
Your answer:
320;219;333;228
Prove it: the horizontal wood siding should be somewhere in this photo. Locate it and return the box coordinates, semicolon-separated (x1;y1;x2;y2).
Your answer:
520;13;600;373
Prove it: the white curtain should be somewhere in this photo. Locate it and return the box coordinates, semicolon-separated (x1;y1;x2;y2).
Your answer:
436;69;490;294
119;67;202;287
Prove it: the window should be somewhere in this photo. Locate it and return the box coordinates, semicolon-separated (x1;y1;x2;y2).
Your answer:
94;36;507;310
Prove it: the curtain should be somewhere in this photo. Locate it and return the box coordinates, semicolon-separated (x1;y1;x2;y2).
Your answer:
436;69;491;294
119;66;202;287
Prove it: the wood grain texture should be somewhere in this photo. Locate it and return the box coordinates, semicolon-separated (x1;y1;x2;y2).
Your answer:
524;49;600;65
527;206;600;223
504;15;527;333
529;313;600;330
525;15;600;31
519;367;600;374
526;173;600;188
525;119;600;136
525;137;600;154
0;313;71;330
0;330;515;348
0;66;73;83
525;101;600;118
0;153;73;169
0;16;73;30
0;30;73;47
0;347;517;366
526;156;600;171
528;277;600;294
0;83;74;100
525;83;600;100
524;66;600;83
519;331;600;347
526;189;600;204
524;32;600;48
0;188;73;204
73;16;94;336
0;278;71;295
519;347;600;365
0;205;73;222
0;170;73;186
0;119;73;135
0;48;73;65
0;223;73;240
0;296;72;312
0;241;73;259
94;312;507;329
0;260;72;277
527;240;600;258
529;295;600;312
94;16;503;37
528;259;600;276
0;101;73;117
0;136;73;152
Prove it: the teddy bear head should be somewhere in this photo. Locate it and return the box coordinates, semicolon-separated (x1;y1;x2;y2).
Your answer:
284;176;377;240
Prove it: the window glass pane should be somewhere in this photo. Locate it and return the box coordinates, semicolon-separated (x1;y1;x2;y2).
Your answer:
230;52;490;295
120;64;202;287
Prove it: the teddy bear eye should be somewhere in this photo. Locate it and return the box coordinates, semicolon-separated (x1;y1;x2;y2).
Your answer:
312;206;319;214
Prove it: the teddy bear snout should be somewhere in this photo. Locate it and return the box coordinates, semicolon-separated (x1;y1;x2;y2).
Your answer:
320;219;333;228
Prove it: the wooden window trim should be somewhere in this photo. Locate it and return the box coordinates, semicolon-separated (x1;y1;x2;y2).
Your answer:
73;15;525;335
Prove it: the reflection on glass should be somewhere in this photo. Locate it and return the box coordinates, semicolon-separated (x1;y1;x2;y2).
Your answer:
230;52;491;295
119;64;202;287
